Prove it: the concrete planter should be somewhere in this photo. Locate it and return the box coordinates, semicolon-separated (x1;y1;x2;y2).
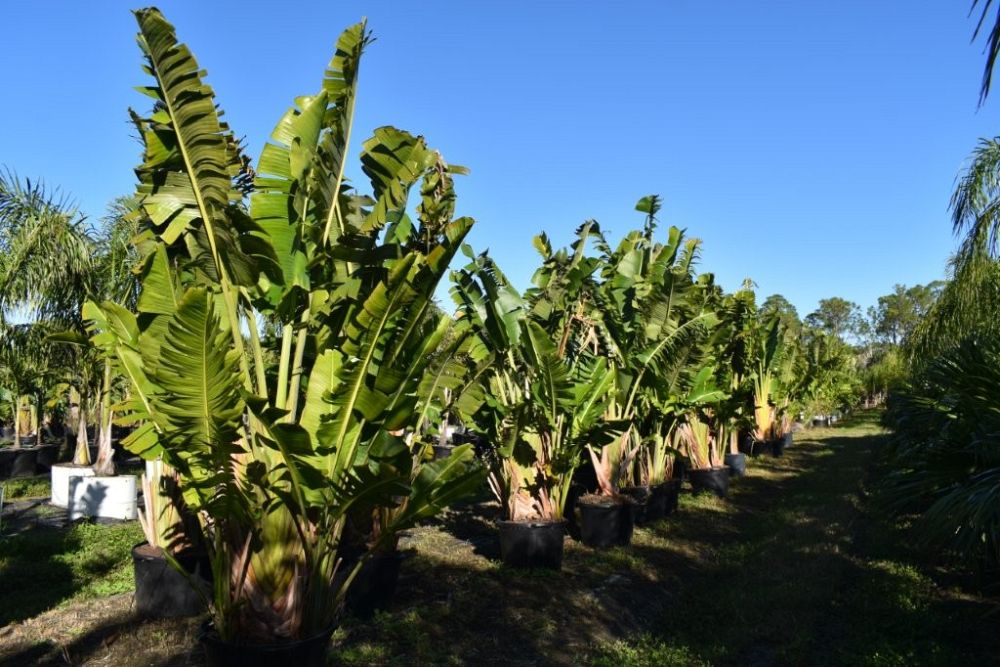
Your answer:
68;474;138;520
51;464;95;508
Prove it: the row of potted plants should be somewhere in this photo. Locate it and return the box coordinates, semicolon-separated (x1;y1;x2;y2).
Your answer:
2;8;810;664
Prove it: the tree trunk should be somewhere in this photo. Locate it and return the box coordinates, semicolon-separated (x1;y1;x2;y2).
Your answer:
14;394;30;448
35;391;43;447
93;360;115;476
73;390;91;466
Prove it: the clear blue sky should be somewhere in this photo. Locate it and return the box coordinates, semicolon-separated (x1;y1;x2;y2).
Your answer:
1;1;995;317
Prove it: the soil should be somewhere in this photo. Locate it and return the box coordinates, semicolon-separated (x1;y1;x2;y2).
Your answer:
577;493;633;507
132;542;161;559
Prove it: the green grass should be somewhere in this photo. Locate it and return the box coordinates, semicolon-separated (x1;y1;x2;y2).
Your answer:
332;410;997;665
0;520;144;625
2;474;51;500
2;410;997;666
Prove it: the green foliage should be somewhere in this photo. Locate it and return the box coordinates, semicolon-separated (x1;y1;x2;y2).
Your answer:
82;8;487;643
804;296;862;341
882;336;1000;566
454;225;618;520
594;198;719;484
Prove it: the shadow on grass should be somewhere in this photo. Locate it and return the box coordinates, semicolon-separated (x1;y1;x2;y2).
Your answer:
5;416;998;666
0;527;80;626
592;422;1000;666
338;418;1000;666
0;519;142;627
0;611;204;667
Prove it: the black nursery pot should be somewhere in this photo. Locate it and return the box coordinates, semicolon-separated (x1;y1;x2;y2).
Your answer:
688;467;730;498
577;496;634;548
782;432;793;449
199;623;336;667
0;449;15;480
499;520;566;569
35;444;58;472
771;437;786;457
724;452;747;478
620;485;655;525
431;444;452;460
345;550;407;618
132;542;209;618
672;457;689;482
659;479;681;514
10;447;38;478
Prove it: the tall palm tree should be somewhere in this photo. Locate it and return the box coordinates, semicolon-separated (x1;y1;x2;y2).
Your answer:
0;171;137;468
0;171;96;456
0;171;93;322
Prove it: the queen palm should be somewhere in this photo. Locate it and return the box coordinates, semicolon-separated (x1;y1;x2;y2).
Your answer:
0;171;97;456
909;3;1000;354
1;171;140;469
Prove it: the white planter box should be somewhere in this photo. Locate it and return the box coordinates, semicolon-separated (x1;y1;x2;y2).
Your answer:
51;464;95;508
68;474;138;521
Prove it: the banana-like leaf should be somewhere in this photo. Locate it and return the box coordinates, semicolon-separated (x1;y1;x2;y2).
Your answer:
132;8;252;284
147;287;246;511
359;127;435;235
389;444;484;529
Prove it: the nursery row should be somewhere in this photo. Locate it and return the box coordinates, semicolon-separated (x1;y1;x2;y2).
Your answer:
0;7;867;666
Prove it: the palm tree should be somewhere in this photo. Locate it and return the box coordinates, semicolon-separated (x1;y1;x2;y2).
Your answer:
0;171;96;456
972;0;1000;105
0;172;139;469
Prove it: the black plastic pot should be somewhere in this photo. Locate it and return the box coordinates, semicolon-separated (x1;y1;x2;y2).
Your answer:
199;623;335;667
724;452;747;478
499;520;566;569
672;457;689;482
431;444;452;460
0;449;15;479
35;444;58;471
132;542;209;618
10;448;38;478
576;496;634;548
660;479;681;514
771;437;785;457
688;467;730;498
782;432;793;449
345;550;407;618
0;426;14;440
621;485;662;525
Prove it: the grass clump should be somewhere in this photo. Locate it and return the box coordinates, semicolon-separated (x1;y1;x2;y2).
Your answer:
3;475;51;500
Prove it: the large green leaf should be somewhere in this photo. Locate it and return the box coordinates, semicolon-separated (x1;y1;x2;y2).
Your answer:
132;8;247;273
148;287;246;510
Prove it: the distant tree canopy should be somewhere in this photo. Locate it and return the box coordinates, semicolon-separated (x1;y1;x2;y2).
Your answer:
805;297;862;341
759;294;800;334
869;282;944;346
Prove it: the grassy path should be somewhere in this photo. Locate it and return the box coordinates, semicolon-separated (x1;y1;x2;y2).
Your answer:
593;412;999;666
2;413;997;666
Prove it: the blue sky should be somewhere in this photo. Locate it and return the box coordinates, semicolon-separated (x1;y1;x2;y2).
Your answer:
1;1;995;317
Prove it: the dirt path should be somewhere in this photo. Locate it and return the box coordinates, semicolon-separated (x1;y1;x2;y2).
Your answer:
2;414;996;666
